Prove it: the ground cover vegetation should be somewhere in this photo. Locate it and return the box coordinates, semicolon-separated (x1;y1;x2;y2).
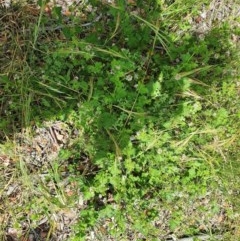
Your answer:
0;0;240;240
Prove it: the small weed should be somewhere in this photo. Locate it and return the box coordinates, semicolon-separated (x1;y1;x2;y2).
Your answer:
0;0;239;240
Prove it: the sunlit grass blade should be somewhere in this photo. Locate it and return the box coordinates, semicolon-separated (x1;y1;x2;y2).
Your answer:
105;128;122;158
44;76;80;93
113;105;148;116
176;90;203;99
93;46;129;59
108;12;121;41
38;81;66;94
186;77;211;87
175;66;213;80
54;49;90;56
175;129;217;148
131;13;172;57
56;46;129;60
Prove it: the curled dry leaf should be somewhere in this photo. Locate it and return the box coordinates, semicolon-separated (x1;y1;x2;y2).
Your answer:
0;155;11;166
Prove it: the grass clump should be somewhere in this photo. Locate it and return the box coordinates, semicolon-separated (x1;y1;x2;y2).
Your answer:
0;0;240;240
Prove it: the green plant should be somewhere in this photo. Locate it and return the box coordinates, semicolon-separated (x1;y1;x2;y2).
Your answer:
0;0;239;240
